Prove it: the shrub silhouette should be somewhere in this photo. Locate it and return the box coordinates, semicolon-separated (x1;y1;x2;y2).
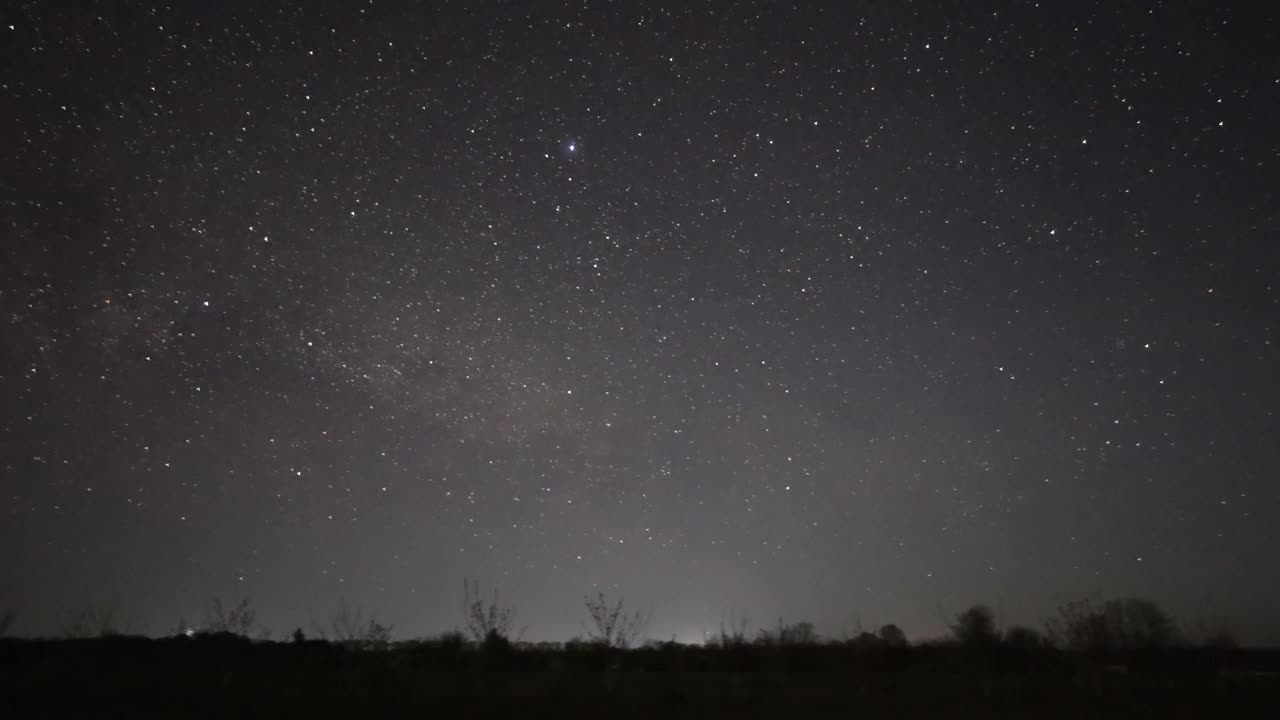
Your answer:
952;605;1000;647
0;609;13;637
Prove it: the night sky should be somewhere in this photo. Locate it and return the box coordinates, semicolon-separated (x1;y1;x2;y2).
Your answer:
3;1;1278;644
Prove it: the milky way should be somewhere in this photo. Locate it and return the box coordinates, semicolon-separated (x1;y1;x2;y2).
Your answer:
2;2;1277;643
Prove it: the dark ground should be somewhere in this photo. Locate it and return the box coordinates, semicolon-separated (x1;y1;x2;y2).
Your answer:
4;636;1280;718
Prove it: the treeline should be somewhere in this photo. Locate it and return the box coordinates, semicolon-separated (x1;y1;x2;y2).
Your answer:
4;589;1276;718
0;588;1245;655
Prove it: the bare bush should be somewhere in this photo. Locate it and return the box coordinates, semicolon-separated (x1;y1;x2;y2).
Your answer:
63;605;131;638
312;602;394;649
317;602;362;642
204;597;257;637
463;579;517;643
361;619;394;650
716;615;750;647
583;591;646;649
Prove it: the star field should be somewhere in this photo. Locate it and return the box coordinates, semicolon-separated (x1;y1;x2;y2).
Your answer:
2;2;1278;643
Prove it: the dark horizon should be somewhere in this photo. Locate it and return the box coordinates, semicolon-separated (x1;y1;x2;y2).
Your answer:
2;2;1277;647
0;590;1267;650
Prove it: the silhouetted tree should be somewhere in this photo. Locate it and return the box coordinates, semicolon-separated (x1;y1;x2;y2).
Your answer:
436;630;468;651
463;579;517;643
850;631;882;649
1046;597;1179;652
583;591;646;648
481;627;512;653
878;623;908;647
0;609;14;637
757;618;819;645
782;620;818;645
1004;625;1044;651
952;605;1000;647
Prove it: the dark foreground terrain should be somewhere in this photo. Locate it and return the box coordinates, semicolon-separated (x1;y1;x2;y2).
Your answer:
2;636;1279;719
